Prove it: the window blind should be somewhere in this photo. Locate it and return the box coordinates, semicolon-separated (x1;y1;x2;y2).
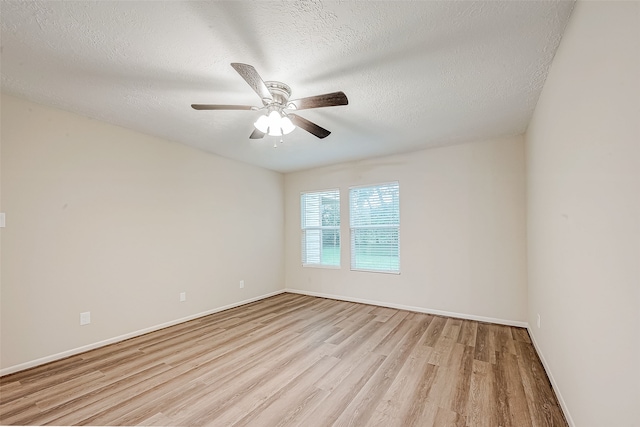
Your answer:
301;189;340;266
349;182;400;273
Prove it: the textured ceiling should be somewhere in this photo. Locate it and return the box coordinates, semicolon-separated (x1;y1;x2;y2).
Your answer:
0;1;574;173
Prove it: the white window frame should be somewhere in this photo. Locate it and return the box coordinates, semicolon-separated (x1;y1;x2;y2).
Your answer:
349;181;400;274
300;189;341;268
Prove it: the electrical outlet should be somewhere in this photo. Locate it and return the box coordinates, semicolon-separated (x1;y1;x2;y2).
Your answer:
80;311;91;326
239;280;244;289
180;292;186;302
537;313;541;328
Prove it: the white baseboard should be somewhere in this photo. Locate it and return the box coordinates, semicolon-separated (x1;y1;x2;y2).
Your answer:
0;290;285;377
285;288;529;328
527;327;575;427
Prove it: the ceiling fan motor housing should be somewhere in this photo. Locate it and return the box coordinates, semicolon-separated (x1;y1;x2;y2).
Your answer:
264;81;292;108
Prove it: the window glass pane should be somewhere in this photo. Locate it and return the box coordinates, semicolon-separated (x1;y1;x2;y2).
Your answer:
301;189;340;267
351;228;399;271
302;229;321;264
321;196;340;227
350;182;400;273
322;229;340;266
350;183;400;227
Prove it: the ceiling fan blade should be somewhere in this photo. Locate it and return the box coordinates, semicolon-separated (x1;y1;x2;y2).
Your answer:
191;104;254;110
289;114;331;139
249;129;265;139
288;91;348;110
230;63;273;103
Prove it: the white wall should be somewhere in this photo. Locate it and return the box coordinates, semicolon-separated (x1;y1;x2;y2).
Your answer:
0;94;284;372
285;136;527;325
526;1;640;426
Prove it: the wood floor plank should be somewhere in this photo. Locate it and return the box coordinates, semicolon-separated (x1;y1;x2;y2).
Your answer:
110;380;208;426
152;333;309;420
434;406;466;427
327;310;377;345
369;306;397;322
331;317;382;359
333;315;432;426
297;353;387;427
49;363;188;426
313;310;410;396
493;351;513;427
466;359;496;427
512;327;532;343
371;342;434;421
402;366;440;427
134;411;174;426
424;345;465;411
372;313;423;355
0;293;568;427
473;323;492;363
515;340;568;427
1;351;134;406
174;342;335;426
156;335;310;418
422;315;446;347
457;320;478;347
0;356;85;386
442;318;463;341
19;370;106;412
78;378;205;426
427;341;474;415
231;355;339;427
494;324;517;356
7;363;175;425
428;335;457;367
499;350;533;427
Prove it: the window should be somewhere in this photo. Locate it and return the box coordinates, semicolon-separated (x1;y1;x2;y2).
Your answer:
301;189;340;267
350;182;400;273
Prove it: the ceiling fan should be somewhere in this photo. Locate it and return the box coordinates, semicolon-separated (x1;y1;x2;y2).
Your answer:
191;63;348;140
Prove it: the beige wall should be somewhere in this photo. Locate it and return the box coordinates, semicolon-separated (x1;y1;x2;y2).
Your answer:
284;136;528;324
0;94;284;371
526;1;640;426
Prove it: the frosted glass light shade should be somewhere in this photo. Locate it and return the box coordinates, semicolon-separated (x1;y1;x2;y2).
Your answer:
268;111;280;128
269;126;282;136
254;115;269;133
267;110;282;136
281;116;295;134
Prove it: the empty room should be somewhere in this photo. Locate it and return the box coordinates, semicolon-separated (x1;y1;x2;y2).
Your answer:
1;1;638;426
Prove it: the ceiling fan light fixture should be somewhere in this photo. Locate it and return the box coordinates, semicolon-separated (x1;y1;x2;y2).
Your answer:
280;116;295;135
268;126;283;137
255;110;295;136
267;110;283;136
267;110;281;129
254;115;269;133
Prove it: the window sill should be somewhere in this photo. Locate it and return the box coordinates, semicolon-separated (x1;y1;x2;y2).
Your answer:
302;263;341;270
350;268;401;275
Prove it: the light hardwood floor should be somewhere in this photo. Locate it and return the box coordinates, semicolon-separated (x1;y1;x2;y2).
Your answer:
0;293;567;426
